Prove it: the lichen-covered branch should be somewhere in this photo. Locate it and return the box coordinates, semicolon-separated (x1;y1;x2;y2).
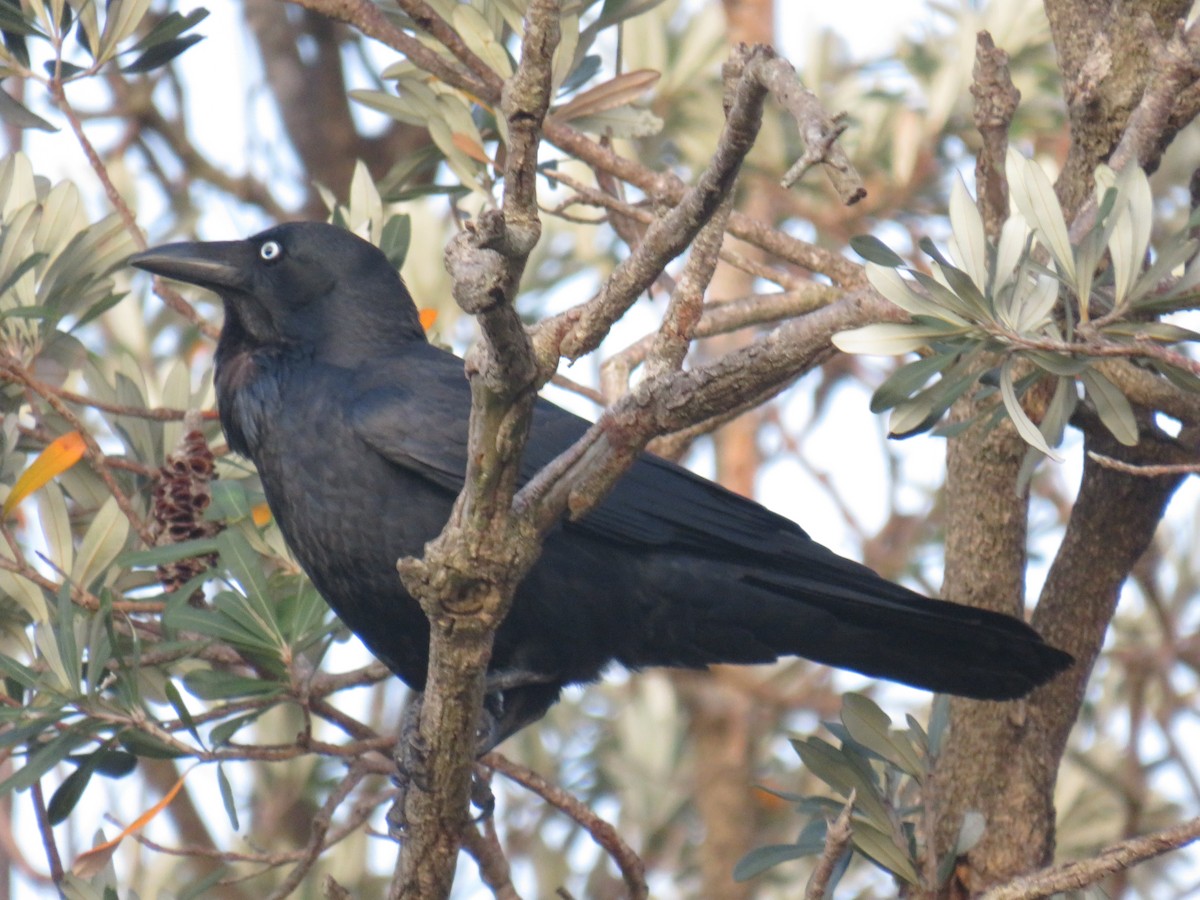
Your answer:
389;2;560;896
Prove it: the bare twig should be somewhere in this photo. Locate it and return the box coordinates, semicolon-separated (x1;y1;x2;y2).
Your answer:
461;817;520;900
543;47;772;362
1085;451;1200;476
29;780;62;885
486;753;648;900
518;286;897;532
980;816;1200;899
805;790;855;900
265;764;370;900
287;0;493;102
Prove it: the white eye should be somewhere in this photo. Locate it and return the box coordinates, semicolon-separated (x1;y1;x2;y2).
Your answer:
259;240;282;262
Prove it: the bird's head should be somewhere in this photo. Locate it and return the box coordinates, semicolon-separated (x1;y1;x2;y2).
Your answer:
129;222;426;365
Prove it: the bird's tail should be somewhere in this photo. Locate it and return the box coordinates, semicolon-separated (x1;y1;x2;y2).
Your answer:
691;554;1072;700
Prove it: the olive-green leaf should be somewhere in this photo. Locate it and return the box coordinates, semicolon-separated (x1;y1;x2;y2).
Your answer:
48;750;104;824
850;819;920;886
217;763;238;830
1080;368;1138;446
122;33;203;73
851;235;904;268
841;694;924;781
792;737;890;827
869;352;954;413
999;359;1063;460
117;728;187;760
0;90;56;132
182;668;282;701
732;842;811;881
126;7;208;53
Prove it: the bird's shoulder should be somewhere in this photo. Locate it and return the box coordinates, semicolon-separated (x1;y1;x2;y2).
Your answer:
346;343;472;492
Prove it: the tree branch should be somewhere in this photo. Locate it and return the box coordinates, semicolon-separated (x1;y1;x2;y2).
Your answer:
980;816;1200;900
390;3;560;897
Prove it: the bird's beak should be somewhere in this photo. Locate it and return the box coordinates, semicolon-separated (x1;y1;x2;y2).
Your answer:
129;241;252;293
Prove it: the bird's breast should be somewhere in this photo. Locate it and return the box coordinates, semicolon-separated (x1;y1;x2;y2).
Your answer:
215;349;279;457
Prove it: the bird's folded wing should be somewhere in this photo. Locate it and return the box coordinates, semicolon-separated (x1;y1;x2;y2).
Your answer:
348;346;817;565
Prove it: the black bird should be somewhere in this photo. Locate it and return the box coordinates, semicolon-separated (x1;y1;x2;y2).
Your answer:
130;222;1072;748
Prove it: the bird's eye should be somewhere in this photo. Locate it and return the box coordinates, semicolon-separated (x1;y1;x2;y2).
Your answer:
259;241;283;263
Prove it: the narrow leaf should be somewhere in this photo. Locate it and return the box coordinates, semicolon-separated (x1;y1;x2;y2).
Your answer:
4;431;86;516
999;360;1063;460
126;7;208;53
70;495;129;588
48;752;101;824
217;764;238;830
850;820;921;886
832;321;967;356
555;69;660;121
0;88;56;131
1006;148;1075;285
865;264;950;319
164;680;202;747
71;765;192;878
948;176;987;290
733;842;810;881
121;33;203;73
869;352;954;413
850;235;904;267
1080;368;1138;446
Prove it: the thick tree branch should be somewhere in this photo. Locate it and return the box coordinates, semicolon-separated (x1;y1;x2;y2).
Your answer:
390;3;559;897
979;782;1200;898
971;31;1019;240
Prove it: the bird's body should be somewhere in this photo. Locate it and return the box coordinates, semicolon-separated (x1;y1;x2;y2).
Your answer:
131;223;1072;747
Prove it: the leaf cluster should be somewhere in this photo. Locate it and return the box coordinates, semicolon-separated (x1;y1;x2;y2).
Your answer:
0;155;364;866
0;0;209;131
835;150;1200;483
735;694;983;893
351;0;667;201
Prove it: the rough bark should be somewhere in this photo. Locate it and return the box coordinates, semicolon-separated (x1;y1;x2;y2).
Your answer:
930;4;1200;892
1044;0;1192;216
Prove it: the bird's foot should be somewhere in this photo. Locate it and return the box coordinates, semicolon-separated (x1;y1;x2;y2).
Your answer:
387;686;508;837
387;694;430;839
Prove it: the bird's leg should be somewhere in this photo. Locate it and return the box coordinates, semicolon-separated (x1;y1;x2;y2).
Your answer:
388;675;550;835
387;690;428;838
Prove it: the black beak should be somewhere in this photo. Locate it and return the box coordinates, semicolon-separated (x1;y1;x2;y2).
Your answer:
129;241;252;293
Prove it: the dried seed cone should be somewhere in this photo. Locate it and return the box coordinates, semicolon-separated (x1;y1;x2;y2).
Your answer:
149;416;221;604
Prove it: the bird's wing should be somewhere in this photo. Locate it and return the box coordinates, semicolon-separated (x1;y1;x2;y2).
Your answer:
349;344;809;559
349;352;472;495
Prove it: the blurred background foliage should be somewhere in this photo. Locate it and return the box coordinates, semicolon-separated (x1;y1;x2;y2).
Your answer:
0;0;1193;897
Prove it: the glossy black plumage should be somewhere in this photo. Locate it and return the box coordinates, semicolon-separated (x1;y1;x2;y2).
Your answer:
130;223;1072;747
